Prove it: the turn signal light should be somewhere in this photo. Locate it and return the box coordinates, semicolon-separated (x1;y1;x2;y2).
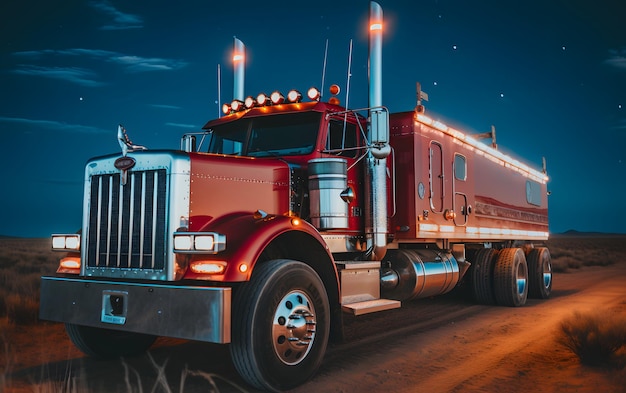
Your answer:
190;261;226;275
58;256;81;274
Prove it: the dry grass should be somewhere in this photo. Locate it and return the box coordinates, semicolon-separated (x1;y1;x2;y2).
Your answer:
547;234;626;272
0;238;57;324
557;310;626;368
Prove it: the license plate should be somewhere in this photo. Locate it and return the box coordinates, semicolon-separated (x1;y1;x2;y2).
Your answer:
101;290;128;325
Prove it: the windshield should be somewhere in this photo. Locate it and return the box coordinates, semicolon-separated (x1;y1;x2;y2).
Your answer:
207;112;322;157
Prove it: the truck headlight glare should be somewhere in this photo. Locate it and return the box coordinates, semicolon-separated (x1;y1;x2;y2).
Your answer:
52;234;81;251
173;232;226;254
174;235;193;251
195;235;215;251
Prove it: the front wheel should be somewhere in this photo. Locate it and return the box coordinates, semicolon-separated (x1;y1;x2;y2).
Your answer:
230;259;330;391
65;324;156;358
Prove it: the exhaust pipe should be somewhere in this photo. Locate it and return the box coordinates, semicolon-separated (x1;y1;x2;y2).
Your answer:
365;1;389;260
233;37;245;101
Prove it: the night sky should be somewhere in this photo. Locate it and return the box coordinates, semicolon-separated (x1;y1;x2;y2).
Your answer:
1;0;625;237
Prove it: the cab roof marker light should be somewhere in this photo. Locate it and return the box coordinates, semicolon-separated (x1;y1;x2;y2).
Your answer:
287;89;302;103
222;103;231;114
231;99;245;112
244;96;257;108
307;87;321;101
257;93;270;106
270;91;285;105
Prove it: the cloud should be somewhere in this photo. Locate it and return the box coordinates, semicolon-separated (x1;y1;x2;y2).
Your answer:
89;0;143;30
14;48;187;73
13;65;105;87
12;48;187;86
0;116;110;134
150;104;181;110
605;48;626;70
165;122;197;129
112;55;187;72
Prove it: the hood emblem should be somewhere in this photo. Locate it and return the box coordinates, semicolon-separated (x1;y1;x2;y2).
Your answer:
116;124;146;185
117;124;147;157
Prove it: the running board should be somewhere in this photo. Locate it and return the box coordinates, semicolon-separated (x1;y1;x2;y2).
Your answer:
341;299;401;316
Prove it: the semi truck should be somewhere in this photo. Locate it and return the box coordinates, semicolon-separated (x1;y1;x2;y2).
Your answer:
40;2;551;391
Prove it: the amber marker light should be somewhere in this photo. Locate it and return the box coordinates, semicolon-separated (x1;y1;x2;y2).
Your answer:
291;217;301;226
239;263;249;273
190;261;226;275
57;256;81;274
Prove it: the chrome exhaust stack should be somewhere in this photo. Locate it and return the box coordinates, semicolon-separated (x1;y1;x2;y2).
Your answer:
365;1;390;260
233;37;245;101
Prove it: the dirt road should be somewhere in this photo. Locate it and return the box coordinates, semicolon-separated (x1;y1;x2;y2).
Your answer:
6;261;626;393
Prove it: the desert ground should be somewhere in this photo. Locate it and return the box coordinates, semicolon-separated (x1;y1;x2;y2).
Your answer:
1;234;626;392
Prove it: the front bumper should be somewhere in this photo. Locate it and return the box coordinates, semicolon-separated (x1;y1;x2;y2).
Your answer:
39;276;231;343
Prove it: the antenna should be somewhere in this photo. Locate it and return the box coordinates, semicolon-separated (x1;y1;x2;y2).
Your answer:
345;39;353;110
217;63;221;118
320;39;329;99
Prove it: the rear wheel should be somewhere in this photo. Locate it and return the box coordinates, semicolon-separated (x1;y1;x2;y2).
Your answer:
527;247;552;299
65;324;156;358
471;248;498;305
494;248;528;307
230;259;330;391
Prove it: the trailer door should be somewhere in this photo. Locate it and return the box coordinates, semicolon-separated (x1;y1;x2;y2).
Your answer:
429;141;444;213
453;153;468;226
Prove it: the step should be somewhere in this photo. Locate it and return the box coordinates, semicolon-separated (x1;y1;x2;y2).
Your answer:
341;298;401;316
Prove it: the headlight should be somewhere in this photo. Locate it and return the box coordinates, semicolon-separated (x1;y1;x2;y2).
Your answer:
173;232;226;254
52;234;81;251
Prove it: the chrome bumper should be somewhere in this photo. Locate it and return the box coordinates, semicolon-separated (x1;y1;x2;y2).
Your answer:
39;276;231;343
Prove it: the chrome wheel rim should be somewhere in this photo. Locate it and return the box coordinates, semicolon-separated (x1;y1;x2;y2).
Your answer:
271;290;317;365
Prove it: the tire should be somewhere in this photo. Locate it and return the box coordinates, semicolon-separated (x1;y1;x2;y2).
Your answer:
65;324;156;358
527;247;552;299
494;248;528;307
471;248;498;305
230;259;330;391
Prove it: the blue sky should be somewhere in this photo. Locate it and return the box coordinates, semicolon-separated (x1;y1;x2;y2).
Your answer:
1;0;625;237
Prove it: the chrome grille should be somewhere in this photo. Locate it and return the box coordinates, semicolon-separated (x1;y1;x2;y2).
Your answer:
86;169;167;274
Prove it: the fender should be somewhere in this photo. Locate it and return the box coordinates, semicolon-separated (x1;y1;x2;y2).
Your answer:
182;212;335;282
